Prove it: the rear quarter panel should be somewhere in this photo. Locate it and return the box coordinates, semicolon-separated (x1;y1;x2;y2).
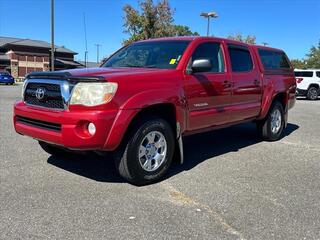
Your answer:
252;46;296;119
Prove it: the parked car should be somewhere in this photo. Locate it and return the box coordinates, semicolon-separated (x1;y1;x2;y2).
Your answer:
14;37;296;185
0;71;14;85
295;69;320;100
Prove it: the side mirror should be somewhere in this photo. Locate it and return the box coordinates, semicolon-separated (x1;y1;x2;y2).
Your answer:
191;59;212;73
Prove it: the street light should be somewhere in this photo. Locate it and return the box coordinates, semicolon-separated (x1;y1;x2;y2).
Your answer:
200;12;218;36
95;44;101;64
51;0;55;71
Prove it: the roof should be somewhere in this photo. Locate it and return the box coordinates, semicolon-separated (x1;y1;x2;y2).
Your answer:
0;36;77;54
78;61;100;68
55;58;83;67
294;69;320;71
138;36;285;52
0;54;9;61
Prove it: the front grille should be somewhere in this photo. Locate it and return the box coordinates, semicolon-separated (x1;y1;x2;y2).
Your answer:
24;83;64;109
16;116;61;132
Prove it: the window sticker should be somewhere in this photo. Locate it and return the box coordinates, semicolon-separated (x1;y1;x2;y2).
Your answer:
169;59;177;65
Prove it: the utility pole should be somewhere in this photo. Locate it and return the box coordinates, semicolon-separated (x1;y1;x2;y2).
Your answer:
200;12;218;36
51;0;55;71
83;13;88;68
95;44;101;64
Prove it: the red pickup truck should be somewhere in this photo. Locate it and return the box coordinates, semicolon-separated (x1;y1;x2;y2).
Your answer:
14;37;296;185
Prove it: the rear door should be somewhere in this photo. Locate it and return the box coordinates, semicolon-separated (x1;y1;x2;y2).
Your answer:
227;44;262;122
184;40;233;131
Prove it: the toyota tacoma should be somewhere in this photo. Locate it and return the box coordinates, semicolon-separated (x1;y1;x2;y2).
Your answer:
14;37;296;185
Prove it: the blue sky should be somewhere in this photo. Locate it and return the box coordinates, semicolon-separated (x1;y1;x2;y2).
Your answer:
0;0;319;62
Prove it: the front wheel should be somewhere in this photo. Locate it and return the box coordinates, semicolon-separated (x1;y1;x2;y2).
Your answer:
257;101;285;141
115;118;175;186
307;87;319;100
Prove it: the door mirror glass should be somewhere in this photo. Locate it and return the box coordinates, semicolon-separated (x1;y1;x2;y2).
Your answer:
191;59;212;73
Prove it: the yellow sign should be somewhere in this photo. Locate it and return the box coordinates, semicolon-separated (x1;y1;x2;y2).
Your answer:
169;59;176;65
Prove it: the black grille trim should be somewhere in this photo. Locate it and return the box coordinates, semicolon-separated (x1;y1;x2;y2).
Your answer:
16;116;61;132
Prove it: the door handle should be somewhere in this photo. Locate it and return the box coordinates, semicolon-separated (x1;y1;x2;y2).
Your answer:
254;79;260;85
223;80;232;88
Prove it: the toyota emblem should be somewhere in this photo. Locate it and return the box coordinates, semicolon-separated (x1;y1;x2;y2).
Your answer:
35;88;46;100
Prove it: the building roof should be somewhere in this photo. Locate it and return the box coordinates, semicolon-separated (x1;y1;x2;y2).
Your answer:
78;61;100;68
0;36;77;54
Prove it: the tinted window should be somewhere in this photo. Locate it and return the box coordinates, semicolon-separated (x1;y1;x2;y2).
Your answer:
258;49;291;70
191;42;225;73
316;72;320;78
0;72;9;76
228;45;253;72
103;41;190;69
294;71;313;77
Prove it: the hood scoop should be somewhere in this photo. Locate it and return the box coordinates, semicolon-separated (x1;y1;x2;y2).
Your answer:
26;71;105;83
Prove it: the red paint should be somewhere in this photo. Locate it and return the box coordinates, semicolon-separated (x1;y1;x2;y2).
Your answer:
13;37;296;151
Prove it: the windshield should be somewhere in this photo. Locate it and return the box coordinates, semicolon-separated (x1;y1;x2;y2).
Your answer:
0;72;10;76
102;40;190;69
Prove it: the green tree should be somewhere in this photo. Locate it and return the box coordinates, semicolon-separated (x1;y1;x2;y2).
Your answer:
305;40;320;68
227;33;256;44
123;0;198;45
173;25;199;37
290;59;306;69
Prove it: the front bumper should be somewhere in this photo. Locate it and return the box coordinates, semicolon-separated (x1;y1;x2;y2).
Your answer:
296;88;308;96
14;101;119;150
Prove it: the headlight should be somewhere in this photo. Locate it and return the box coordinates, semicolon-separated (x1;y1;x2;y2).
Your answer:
21;80;28;99
70;82;118;106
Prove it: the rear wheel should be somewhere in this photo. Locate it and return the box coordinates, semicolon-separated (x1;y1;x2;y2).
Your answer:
38;141;67;156
257;101;285;141
307;86;318;100
115;118;175;186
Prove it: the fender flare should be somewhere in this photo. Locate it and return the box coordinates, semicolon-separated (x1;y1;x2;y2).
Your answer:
103;89;187;151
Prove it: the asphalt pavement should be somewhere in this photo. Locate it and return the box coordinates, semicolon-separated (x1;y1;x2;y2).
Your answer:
1;85;320;240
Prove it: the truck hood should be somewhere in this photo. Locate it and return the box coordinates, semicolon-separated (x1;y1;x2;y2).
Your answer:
26;67;177;83
64;67;175;80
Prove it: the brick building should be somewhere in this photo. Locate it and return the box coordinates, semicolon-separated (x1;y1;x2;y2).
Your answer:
0;36;83;79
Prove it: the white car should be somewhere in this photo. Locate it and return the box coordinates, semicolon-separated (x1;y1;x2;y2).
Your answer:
295;69;320;100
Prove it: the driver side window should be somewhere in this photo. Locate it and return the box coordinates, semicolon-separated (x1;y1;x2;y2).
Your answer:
190;42;225;73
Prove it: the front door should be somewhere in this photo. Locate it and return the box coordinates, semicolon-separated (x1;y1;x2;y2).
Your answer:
184;41;233;131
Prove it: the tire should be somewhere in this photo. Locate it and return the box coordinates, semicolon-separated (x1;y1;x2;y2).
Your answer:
307;87;319;100
257;101;285;141
115;118;175;186
38;141;66;156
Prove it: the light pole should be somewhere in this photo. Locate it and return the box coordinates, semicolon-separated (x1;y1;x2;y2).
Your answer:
51;0;55;71
200;12;218;36
95;44;101;64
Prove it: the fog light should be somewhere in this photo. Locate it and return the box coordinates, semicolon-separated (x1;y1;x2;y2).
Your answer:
88;123;96;136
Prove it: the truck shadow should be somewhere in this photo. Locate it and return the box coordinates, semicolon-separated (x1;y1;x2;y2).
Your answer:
167;122;299;177
47;122;299;183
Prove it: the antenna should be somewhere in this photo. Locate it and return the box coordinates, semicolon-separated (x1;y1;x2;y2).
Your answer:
83;12;88;68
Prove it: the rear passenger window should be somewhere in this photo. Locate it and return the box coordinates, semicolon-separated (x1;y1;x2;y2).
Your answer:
316;72;320;78
295;71;314;77
191;42;225;73
228;45;253;72
258;49;291;70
